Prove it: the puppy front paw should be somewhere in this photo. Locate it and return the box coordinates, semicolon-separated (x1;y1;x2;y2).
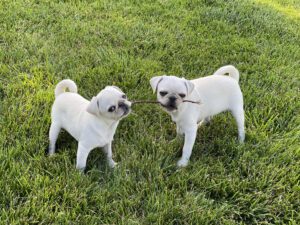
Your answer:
177;158;189;168
108;159;117;168
238;134;245;143
48;146;55;156
76;166;86;173
176;126;185;136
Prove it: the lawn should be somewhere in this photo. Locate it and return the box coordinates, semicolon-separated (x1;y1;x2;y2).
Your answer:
0;0;299;224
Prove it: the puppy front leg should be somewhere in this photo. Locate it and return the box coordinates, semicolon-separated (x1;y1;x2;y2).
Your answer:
103;142;117;168
76;143;92;171
176;125;184;136
177;125;197;167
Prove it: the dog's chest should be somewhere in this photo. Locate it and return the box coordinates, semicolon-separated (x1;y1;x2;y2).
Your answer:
83;122;118;147
170;106;203;129
170;108;188;123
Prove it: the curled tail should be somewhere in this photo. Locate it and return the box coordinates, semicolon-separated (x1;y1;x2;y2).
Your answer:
55;79;77;98
213;65;240;82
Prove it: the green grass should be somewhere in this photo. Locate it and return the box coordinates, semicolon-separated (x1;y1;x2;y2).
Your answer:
0;0;299;224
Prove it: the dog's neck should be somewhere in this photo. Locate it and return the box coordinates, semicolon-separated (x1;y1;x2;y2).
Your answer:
102;117;119;128
169;93;201;123
169;103;188;123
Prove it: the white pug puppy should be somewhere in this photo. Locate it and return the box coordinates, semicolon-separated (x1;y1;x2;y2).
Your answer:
48;79;131;171
150;65;245;167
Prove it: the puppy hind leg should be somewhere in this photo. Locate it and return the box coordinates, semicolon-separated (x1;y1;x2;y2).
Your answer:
167;125;183;144
198;116;211;127
48;122;61;155
176;125;184;136
231;108;245;143
204;116;211;124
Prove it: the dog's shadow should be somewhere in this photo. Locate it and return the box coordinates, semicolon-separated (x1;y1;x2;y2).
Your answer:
196;114;242;160
165;113;243;162
45;130;75;155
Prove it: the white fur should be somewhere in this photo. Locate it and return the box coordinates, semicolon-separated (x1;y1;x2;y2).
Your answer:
55;79;77;97
49;79;131;171
151;65;245;167
213;65;239;82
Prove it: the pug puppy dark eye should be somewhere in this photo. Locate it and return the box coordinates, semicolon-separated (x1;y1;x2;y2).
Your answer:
179;93;186;98
159;91;168;96
108;106;116;112
122;94;127;99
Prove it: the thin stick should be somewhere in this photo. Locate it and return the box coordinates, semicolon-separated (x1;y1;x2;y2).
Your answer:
132;100;158;104
183;100;201;104
132;100;201;105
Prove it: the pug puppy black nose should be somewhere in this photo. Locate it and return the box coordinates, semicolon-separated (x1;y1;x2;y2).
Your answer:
119;102;128;110
169;96;177;102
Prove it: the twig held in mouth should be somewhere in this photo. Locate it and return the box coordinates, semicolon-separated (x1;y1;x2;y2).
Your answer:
183;100;201;104
132;100;201;105
131;100;159;104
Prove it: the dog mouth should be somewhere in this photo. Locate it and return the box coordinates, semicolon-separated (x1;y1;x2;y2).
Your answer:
122;108;130;116
120;104;131;116
159;102;178;111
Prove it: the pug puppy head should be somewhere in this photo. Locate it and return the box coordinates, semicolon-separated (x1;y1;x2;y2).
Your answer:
87;86;131;120
150;75;194;112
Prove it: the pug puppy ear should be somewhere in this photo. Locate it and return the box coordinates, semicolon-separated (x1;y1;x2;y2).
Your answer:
109;86;123;93
87;96;99;115
150;76;164;93
183;78;195;94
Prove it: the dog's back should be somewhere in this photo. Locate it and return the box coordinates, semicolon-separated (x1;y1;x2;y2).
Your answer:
191;68;243;117
51;81;90;140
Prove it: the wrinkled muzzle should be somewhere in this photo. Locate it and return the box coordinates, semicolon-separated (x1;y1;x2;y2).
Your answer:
160;95;179;111
119;101;131;116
